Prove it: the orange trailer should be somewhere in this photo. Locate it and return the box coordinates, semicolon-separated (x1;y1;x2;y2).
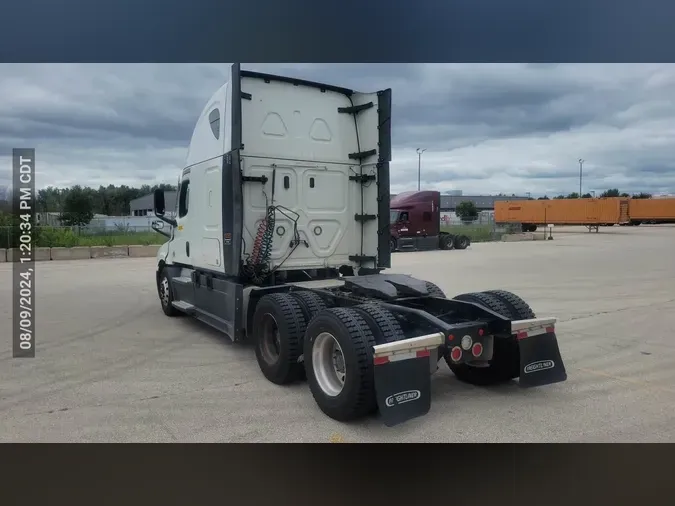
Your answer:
627;198;675;224
495;198;630;232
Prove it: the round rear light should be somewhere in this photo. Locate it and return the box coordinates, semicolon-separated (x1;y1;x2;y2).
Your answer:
472;342;483;357
461;335;472;350
450;346;462;362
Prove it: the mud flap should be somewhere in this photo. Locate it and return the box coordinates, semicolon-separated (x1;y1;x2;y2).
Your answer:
374;353;432;427
517;330;567;388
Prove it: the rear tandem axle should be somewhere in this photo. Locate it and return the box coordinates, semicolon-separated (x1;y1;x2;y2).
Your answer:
241;273;567;426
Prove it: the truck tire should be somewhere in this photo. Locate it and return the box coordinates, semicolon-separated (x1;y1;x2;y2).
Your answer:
445;292;520;385
252;293;307;385
425;281;446;298
157;269;181;317
289;291;329;380
440;234;454;250
454;235;470;250
290;290;328;322
304;307;378;421
353;303;404;344
390;237;397;252
424;281;448;362
483;290;536;320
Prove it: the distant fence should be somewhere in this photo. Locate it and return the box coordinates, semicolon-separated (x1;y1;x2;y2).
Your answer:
0;225;167;249
439;216;514;242
1;215;513;249
36;213;165;232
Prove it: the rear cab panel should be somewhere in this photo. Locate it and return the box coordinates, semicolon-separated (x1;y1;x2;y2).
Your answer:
237;69;391;273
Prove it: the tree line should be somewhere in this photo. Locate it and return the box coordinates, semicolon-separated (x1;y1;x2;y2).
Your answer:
534;189;652;200
0;184;177;227
0;184;657;228
35;184;177;215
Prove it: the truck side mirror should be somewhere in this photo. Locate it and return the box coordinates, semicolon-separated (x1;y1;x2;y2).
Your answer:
154;189;166;216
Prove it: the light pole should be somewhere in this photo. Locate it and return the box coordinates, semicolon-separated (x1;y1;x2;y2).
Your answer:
416;148;426;191
578;158;584;197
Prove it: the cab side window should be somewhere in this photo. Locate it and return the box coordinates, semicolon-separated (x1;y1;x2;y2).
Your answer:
209;109;220;140
178;179;190;218
399;212;409;222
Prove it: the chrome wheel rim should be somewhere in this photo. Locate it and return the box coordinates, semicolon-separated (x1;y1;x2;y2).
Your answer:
312;332;346;397
160;276;170;307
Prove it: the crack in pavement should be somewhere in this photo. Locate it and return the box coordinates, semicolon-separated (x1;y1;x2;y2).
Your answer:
559;298;675;323
573;367;675;396
15;379;257;418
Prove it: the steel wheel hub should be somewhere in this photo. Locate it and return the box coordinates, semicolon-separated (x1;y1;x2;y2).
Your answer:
260;314;281;364
312;332;346;397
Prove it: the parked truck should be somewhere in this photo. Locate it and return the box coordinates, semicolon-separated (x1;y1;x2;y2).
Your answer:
152;64;567;427
389;190;471;252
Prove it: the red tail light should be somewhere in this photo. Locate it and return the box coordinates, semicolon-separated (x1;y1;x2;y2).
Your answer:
471;342;483;357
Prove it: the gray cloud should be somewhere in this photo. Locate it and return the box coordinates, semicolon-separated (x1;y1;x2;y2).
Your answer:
1;63;675;197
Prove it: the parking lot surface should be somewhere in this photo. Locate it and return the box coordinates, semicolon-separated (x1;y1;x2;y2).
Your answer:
1;225;674;442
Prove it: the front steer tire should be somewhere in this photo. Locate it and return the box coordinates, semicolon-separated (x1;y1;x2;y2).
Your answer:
252;293;307;385
304;307;378;422
158;269;181;317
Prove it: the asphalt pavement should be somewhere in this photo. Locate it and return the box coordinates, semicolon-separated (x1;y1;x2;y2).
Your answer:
1;225;674;442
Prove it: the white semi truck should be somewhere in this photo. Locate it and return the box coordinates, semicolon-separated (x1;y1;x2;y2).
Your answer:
152;64;567;426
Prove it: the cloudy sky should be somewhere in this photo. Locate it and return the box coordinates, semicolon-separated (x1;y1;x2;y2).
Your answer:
1;63;675;198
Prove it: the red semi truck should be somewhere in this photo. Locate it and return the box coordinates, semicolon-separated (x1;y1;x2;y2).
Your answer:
389;190;471;252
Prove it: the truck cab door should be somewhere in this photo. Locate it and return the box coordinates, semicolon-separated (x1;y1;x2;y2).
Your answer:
171;176;192;265
395;211;420;250
396;211;413;237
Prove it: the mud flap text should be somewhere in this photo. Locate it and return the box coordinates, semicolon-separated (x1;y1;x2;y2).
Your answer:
517;331;567;388
374;355;432;427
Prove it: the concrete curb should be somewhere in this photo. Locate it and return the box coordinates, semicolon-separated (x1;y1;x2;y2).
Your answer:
0;245;162;262
90;246;129;259
502;233;535;242
128;245;161;257
51;247;91;261
35;247;51;261
502;232;551;242
7;248;51;261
